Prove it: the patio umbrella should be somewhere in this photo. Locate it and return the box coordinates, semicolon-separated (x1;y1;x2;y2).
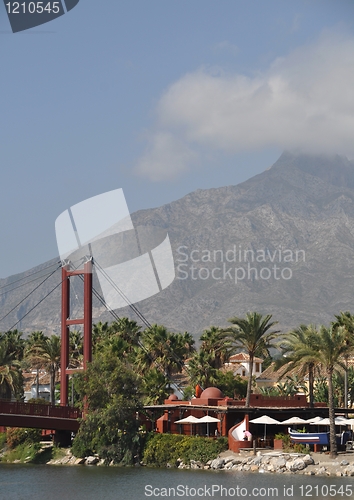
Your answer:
305;416;323;424
174;415;200;435
309;417;347;426
199;415;221;437
249;415;280;440
175;416;201;424
198;416;221;423
281;417;307;426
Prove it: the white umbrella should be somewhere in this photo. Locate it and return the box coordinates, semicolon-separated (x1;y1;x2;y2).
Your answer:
249;415;280;440
174;415;200;436
305;416;323;424
281;417;307;425
309;417;347;426
175;415;200;424
198;416;221;423
199;415;221;437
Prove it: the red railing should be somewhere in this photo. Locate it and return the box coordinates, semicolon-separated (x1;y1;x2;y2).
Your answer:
0;400;81;420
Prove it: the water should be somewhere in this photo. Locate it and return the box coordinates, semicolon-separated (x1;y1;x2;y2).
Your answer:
0;464;352;500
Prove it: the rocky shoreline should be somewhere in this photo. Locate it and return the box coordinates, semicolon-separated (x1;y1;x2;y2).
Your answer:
198;450;354;477
46;447;354;477
5;443;354;477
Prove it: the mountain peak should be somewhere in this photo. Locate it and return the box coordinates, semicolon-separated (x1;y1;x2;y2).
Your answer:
271;151;354;189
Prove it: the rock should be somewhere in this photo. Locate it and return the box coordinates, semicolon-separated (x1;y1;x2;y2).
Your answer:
341;460;349;466
86;456;99;465
211;458;225;469
303;454;314;465
286;459;306;472
75;458;85;465
271;457;286;468
344;466;354;477
336;471;343;477
317;466;327;475
251;465;259;472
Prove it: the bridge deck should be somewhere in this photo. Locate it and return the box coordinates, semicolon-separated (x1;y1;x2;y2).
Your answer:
0;401;81;432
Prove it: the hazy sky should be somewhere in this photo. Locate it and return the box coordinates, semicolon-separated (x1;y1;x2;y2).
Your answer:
1;0;354;278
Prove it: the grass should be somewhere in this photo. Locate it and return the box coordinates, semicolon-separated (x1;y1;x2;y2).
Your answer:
0;441;69;464
1;442;41;463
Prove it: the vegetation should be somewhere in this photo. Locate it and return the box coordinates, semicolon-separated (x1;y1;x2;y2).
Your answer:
143;433;228;467
276;325;319;407
72;349;143;464
2;306;354;461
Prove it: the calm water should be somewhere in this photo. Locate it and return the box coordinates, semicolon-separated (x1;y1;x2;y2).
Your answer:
0;464;352;500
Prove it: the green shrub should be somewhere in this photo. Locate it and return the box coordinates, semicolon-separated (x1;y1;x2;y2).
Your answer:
274;432;291;447
0;432;6;450
142;434;228;467
6;428;41;449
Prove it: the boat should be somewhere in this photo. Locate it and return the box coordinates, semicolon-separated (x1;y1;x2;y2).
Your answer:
289;428;329;445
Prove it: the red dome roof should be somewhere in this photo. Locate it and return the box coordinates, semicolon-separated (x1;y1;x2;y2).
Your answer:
168;394;179;401
200;387;224;399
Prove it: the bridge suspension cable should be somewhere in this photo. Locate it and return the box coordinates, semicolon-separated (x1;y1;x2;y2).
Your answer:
0;264;61;325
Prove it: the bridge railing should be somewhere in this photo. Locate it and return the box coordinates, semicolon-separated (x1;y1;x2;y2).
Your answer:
0;400;81;419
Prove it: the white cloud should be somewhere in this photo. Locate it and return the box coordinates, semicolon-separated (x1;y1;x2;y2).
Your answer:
135;132;199;181
135;31;354;181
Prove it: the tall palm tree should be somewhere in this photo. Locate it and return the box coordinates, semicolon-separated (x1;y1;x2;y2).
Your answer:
276;324;319;408
25;331;47;399
332;311;354;409
227;312;280;406
200;326;232;368
26;335;61;404
316;325;353;457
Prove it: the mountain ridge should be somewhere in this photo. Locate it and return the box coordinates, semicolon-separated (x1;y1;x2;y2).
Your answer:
1;151;354;338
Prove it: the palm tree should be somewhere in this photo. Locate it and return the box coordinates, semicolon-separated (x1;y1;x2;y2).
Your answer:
138;325;186;377
187;350;218;389
200;326;231;368
332;311;354;409
0;330;25;361
110;318;142;348
26;335;61;404
141;368;170;405
25;331;47;399
276;324;319;408
227;312;280;406
316;325;353;457
92;321;111;350
0;338;23;400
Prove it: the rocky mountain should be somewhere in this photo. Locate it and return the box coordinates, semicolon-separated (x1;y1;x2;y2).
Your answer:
2;151;354;339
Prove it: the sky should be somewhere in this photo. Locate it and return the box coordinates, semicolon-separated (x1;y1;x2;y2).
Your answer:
1;0;354;279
